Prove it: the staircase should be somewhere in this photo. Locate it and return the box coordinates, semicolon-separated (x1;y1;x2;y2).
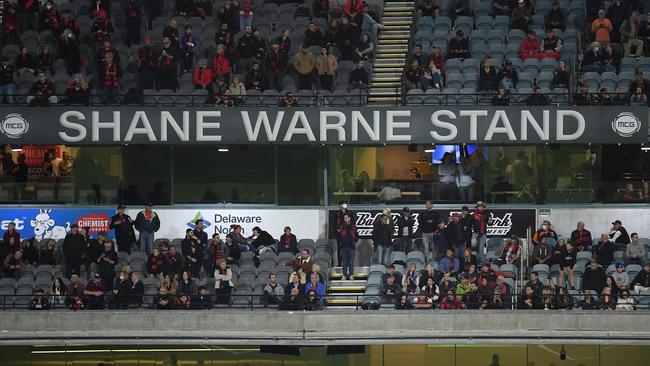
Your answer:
325;266;369;310
369;1;414;105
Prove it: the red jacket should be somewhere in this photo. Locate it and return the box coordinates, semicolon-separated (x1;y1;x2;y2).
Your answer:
519;37;541;56
344;0;363;16
193;67;213;86
211;54;230;77
440;296;464;309
3;230;19;244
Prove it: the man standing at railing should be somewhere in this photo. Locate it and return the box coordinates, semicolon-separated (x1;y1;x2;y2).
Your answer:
0;57;15;105
134;202;160;255
63;224;85;277
419;201;439;261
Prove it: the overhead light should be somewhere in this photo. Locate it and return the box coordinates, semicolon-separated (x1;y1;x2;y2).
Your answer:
31;347;260;354
11;148;22;152
641;147;650;152
424;149;435;153
217;148;229;152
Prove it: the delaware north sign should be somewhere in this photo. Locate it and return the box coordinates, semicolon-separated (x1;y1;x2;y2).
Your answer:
0;107;646;145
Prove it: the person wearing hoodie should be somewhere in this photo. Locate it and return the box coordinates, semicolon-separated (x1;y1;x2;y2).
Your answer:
134;202;160;255
293;44;315;90
583;259;607;293
631;262;650;294
519;30;543;60
278;227;299;254
612;262;630;289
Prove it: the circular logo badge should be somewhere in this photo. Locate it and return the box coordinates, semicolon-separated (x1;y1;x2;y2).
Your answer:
611;112;641;138
0;114;29;139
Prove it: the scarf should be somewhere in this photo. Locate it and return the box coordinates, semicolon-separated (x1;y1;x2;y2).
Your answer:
244;0;251;16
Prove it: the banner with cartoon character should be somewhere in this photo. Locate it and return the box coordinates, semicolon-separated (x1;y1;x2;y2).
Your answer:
0;208;115;241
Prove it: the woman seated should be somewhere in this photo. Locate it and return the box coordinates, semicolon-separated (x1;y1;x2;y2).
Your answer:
420;60;443;90
478;58;499;91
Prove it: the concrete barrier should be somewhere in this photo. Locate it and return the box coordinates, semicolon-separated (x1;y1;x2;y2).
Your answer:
1;310;650;345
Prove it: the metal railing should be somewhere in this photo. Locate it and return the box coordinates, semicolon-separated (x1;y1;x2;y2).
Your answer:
2;292;648;311
0;91;639;107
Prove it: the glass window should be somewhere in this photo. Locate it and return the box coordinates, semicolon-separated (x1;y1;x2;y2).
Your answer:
172;146;275;204
277;146;323;205
542;145;600;204
122;146;172;205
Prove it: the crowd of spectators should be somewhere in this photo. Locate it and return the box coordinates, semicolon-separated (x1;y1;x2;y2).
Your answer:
329;199;650;310
405;0;650;106
0;0;381;106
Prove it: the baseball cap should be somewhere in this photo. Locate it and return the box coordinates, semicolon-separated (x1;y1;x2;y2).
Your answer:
461;205;469;211
612;220;622;225
616;262;625;269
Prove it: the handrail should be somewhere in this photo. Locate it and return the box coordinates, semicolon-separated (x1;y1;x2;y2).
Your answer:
2;292;648;311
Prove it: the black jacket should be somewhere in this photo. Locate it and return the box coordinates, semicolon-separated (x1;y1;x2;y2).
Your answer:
97;249;118;277
582;266;607;293
194;229;209;248
109;213;136;247
62;233;86;260
372;222;393;247
128;279;144;304
134;210;160;233
418;209;439;234
444;221;465;247
632;269;650;288
396;214;416;239
252;231;275;248
0;65;14;86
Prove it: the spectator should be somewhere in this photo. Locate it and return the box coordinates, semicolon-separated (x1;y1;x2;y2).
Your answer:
156;286;176;309
582;42;614;74
2;249;23;279
245;61;266;91
546;1;567;30
404;60;422;90
60;28;81;74
211;45;231;86
146;247;169;278
492;0;514;16
440;289;464;309
177;270;195;296
570;222;592;252
479;58;499;91
626;233;646;265
181;229;203;278
250;226;276;255
498;60;518;91
176;0;194;16
583;259;607;293
518;285;542;309
215;23;234;51
124;0;143;46
39;239;61;265
519;31;543;60
419;201;439;259
383;264;404;286
50;277;66;307
204;234;227;275
525;271;543;294
266;42;287;92
445;213;466;259
439;249;460;275
491;87;510;105
128;272;144;306
338;213;358;280
556;286;574;309
180;25;199;73
294;45;315;91
630;87;648;106
411;277;439;309
263;274;285;305
372;214;392;265
27;72;57;106
628;71;650;95
193;286;212;309
97;240;117;290
355;33;374;62
21;239;37;265
620;11;644;57
349;60;369;90
559;242;577;289
29;288;51;310
526;87;550;105
213;259;233;303
109;204;136;254
591;10;613;44
314;0;329;18
314;47;337;92
279;92;297;107
593;233;613;266
134;202;160;254
606;0;628;43
0;57;15;104
65;274;86;310
36;44;54;75
224;235;241;266
163;19;181;48
421;60;443;91
381;274;402;305
235;26;257;73
612;262;630;289
510;0;532;32
157;37;180;91
531;238;552;265
58;10;81;40
304;23;325;48
397;207;416;252
541;30;562;59
641;12;650;54
304;272;325;309
452;0;471;18
598;87;614;105
447;30;470;60
344;0;364;16
193;59;214;98
586;0;604;23
551;59;571;90
239;0;254;31
278;227;299;255
573;83;595;105
411;44;428;70
609;220;631;245
455;274;472;300
428;47;446;76
62;224;84;277
135;37;157;90
39;1;59;33
217;0;239;34
616;289;635;310
99;51;120;104
90;8;113;44
84;274;105;309
65;73;91;104
631;262;650;294
500;235;521;265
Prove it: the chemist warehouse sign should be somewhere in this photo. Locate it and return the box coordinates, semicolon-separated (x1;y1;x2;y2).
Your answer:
0;107;646;144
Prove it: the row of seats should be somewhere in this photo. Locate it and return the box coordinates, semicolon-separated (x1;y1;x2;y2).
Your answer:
405;87;571;105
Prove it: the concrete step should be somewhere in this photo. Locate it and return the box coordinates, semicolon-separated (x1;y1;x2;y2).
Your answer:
379;33;411;39
378;38;409;45
382;16;413;22
382;11;413;16
383;24;412;30
368;87;401;94
372;72;402;78
385;2;415;7
371;66;404;72
374;58;406;65
368;96;402;103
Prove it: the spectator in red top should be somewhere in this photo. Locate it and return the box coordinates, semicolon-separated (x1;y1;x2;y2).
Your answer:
193;59;213;99
500;235;521;266
217;0;239;36
195;0;213;18
570;222;593;251
212;44;231;85
27;71;57;106
533;220;558;246
3;222;20;244
90;8;113;44
471;201;492;260
157;37;180;91
338;213;358;280
100;52;120;104
266;42;287;92
245;61;266;91
15;45;36;73
519;30;543;60
427;46;446;76
2;5;19;45
146;247;169;278
136;36;157;90
215;23;233;50
344;0;364;16
440;289;464;309
314;0;329;18
58;10;81;40
279;227;299;254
